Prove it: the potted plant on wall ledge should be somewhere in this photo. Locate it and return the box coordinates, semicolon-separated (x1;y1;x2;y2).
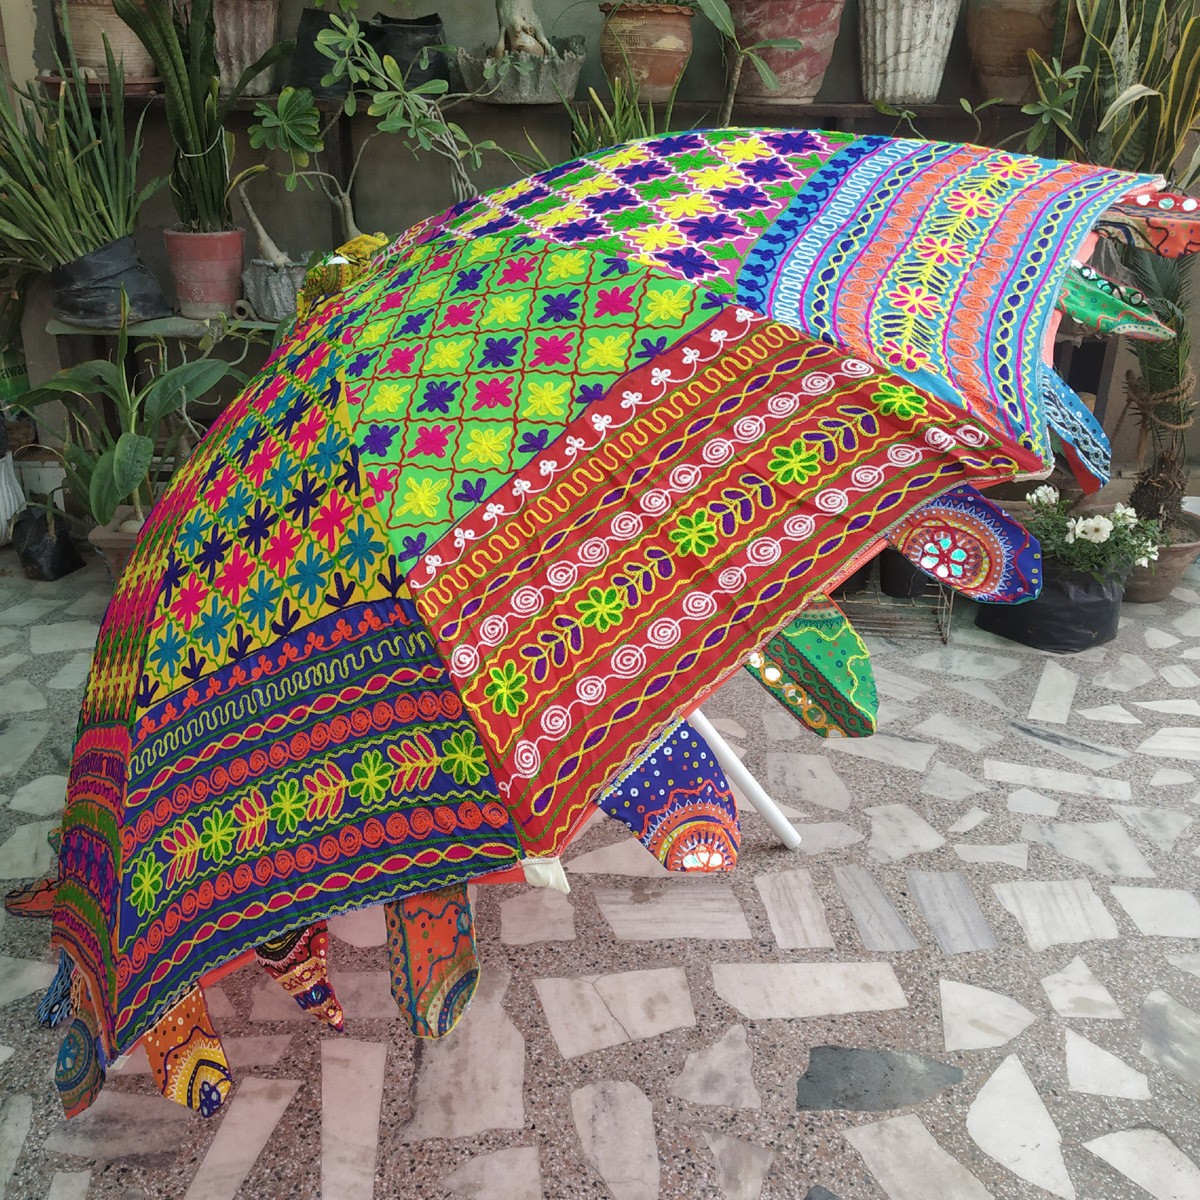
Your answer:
975;485;1161;652
113;0;292;318
0;36;169;326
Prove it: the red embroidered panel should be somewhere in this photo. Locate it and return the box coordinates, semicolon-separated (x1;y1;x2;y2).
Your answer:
411;309;1042;855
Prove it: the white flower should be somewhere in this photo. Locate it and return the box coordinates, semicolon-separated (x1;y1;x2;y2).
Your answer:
1135;556;1149;567
1147;543;1160;561
1111;502;1139;527
1074;515;1113;544
1026;484;1059;507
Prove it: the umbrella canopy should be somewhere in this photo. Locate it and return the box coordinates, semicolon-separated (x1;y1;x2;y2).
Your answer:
49;128;1170;1117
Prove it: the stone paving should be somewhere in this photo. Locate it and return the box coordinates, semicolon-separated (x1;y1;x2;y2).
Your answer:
1;547;1199;1199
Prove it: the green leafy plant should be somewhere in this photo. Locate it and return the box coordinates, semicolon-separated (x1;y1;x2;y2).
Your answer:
1021;485;1161;578
112;0;292;231
15;296;254;526
0;32;163;272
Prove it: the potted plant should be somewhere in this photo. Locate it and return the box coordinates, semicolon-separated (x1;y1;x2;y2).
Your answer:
213;0;284;96
457;0;586;105
598;1;698;102
60;0;156;80
0;37;169;326
13;296;247;581
859;0;959;104
113;0;292;318
1022;0;1200;595
975;486;1161;651
727;0;846;103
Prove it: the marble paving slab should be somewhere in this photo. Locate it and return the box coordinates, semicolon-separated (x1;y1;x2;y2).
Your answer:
953;843;1028;869
321;1040;386;1200
46;652;93;692
249;971;396;1021
844;1113;991;1200
824;733;936;774
755;869;834;949
669;1024;761;1109
500;887;576;945
947;678;1010;710
535;967;695;1060
571;1081;659;1200
764;753;851;811
566;839;672;878
711;963;907;1020
1094;652;1156;692
834;865;921;952
0;954;56;1008
1006;788;1060;817
183;1078;301;1200
1064;1030;1149;1099
795;1047;962;1112
865;804;945;862
1039;956;1122;1020
403;968;525;1139
920;762;987;803
1140;989;1200;1089
940;980;1037;1050
1166;952;1200;979
1008;721;1129;770
1026;661;1078;724
326;905;387;948
1136;726;1200;761
28;621;99;655
1084;1128;1200;1200
871;664;932;703
1161;663;1200;687
1077;704;1141;724
966;1054;1074;1199
1111;804;1194;852
913;713;1004;753
947;806;990;834
906;870;997;954
440;1147;542;1200
1150;768;1195;786
0;722;50;779
992;878;1120;950
0;680;46;716
42;1093;194;1159
46;1171;91;1200
907;647;1023;680
6;774;66;817
1134;699;1200;716
789;822;865;855
984;760;1131;801
593;882;752;940
702;1130;774;1200
1110;886;1200;937
1020;820;1156;878
0;819;57;880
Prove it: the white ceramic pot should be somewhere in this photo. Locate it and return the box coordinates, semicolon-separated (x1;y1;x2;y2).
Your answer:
859;0;958;105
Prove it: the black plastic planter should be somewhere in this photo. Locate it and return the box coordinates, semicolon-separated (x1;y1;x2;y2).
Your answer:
12;511;84;582
289;8;349;99
366;12;449;89
879;546;934;598
974;566;1122;653
49;236;170;327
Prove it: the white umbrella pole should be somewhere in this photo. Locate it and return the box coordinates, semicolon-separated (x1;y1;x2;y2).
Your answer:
689;709;802;851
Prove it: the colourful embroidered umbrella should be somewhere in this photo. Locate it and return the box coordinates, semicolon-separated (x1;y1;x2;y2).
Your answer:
48;128;1180;1119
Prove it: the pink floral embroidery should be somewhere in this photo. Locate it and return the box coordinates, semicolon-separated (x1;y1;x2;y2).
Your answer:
499;256;538;285
531;333;574;367
263;522;303;577
594;284;637;316
171;576;208;632
472;377;516;411
205;466;237;511
365;467;399;508
409;424;455;457
437;300;481;329
386;345;421;374
215;544;255;605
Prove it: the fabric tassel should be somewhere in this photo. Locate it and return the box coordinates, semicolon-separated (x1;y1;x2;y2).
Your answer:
385;885;479;1038
255;921;344;1030
38;950;75;1028
55;973;105;1118
142;987;232;1117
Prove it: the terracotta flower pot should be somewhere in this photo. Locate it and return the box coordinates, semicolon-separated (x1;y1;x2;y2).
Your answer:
1123;514;1200;603
599;2;694;103
214;0;281;96
859;0;958;105
60;0;156;78
966;0;1082;105
164;228;245;320
729;0;847;103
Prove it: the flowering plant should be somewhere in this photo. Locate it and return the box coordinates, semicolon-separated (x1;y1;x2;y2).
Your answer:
1022;486;1161;580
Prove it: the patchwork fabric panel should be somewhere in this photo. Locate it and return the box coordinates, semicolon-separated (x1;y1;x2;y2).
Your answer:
412;309;1042;856
1057;263;1174;339
1096;189;1200;257
746;596;877;738
385;128;854;296
887;483;1043;603
142;987;231;1117
737;137;1148;466
336;236;716;566
385;884;479;1038
255;922;344;1029
597;719;739;871
1040;366;1113;493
